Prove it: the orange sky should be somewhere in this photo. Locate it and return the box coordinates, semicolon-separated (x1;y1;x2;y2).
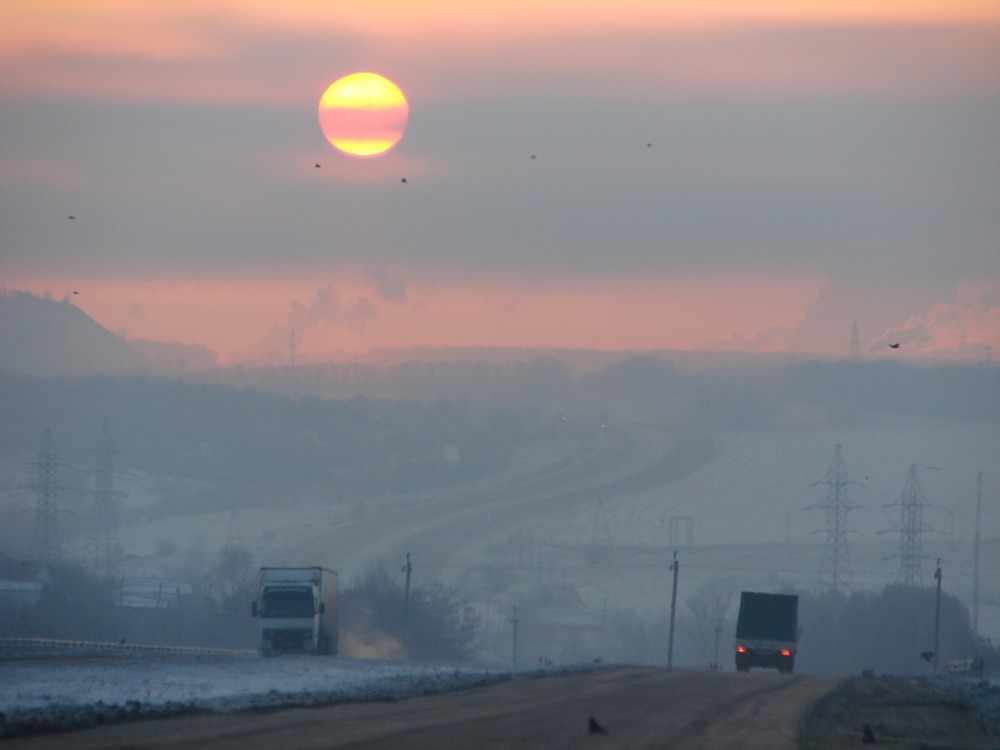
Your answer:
1;1;997;364
7;272;824;364
3;1;998;103
8;271;996;364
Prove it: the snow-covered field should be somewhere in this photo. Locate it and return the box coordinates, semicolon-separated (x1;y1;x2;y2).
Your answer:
0;651;530;738
2;652;998;740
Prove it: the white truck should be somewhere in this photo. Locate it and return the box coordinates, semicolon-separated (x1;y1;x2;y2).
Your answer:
251;567;338;655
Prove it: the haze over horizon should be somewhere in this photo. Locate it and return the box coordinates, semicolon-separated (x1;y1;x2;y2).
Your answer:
2;1;998;366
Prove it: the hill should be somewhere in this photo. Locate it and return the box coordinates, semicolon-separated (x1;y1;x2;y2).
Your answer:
0;290;144;377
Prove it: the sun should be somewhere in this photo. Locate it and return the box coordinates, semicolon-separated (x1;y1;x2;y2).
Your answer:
318;73;409;158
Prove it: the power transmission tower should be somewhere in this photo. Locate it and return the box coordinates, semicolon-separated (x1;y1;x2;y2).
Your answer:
226;511;243;549
588;501;614;563
28;427;62;563
849;318;861;359
84;418;122;579
808;445;861;592
886;464;932;586
668;516;694;547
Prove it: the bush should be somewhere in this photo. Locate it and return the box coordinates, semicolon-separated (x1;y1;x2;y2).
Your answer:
340;564;480;661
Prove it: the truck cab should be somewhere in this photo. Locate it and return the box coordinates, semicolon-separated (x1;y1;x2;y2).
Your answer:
252;567;337;655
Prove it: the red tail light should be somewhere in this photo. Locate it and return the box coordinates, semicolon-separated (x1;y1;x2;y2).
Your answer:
781;649;791;657
736;645;746;653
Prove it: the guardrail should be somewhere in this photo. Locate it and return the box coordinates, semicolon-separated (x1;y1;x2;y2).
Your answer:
0;637;257;659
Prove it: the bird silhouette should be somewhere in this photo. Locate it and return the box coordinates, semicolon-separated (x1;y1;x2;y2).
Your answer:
315;163;321;168
889;342;900;349
588;716;609;736
401;177;408;183
68;216;75;220
530;154;537;159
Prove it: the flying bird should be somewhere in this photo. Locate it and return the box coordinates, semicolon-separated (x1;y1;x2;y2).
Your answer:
68;216;75;220
588;716;609;736
72;291;80;295
315;163;321;168
530;154;537;160
889;342;901;349
401;177;408;183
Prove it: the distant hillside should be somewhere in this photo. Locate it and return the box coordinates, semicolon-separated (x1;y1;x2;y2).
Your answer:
129;339;218;374
0;289;146;377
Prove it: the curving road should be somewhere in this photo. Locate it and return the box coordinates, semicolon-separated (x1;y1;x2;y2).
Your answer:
295;420;713;581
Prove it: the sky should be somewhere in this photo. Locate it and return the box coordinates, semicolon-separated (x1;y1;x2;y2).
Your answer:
1;1;998;365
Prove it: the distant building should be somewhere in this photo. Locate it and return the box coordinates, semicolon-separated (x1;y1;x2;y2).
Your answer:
117;578;192;609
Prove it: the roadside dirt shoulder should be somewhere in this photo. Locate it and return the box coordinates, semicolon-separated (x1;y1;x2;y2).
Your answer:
799;675;998;749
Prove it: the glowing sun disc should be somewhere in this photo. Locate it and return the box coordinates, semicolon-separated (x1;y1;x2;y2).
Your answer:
318;73;409;158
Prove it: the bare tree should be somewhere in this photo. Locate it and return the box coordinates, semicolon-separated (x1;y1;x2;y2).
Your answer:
684;578;737;666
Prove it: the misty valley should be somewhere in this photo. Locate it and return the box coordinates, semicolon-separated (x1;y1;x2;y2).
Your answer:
1;355;998;676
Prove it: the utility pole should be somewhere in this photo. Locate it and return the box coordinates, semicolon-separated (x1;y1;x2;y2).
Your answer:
973;471;982;639
511;606;519;666
713;618;722;671
933;559;942;672
667;551;679;670
401;552;412;626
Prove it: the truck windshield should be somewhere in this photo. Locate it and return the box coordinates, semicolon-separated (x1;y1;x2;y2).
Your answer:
259;586;315;618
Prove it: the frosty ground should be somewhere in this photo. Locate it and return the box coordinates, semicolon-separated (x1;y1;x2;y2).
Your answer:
2;653;998;743
0;652;530;738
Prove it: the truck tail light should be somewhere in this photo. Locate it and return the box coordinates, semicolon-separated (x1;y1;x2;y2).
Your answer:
781;649;791;657
736;645;746;653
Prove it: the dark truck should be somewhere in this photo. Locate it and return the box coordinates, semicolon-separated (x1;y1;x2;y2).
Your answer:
734;591;799;673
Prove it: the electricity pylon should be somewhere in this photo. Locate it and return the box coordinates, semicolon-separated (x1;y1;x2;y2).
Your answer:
84;418;122;579
808;445;861;592
886;464;931;586
28;427;62;563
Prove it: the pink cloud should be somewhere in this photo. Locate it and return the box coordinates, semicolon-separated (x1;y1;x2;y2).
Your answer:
6;272;825;365
2;3;997;104
870;283;1000;359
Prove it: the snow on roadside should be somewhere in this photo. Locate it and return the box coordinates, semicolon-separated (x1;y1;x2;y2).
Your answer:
0;655;533;738
930;674;1000;732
